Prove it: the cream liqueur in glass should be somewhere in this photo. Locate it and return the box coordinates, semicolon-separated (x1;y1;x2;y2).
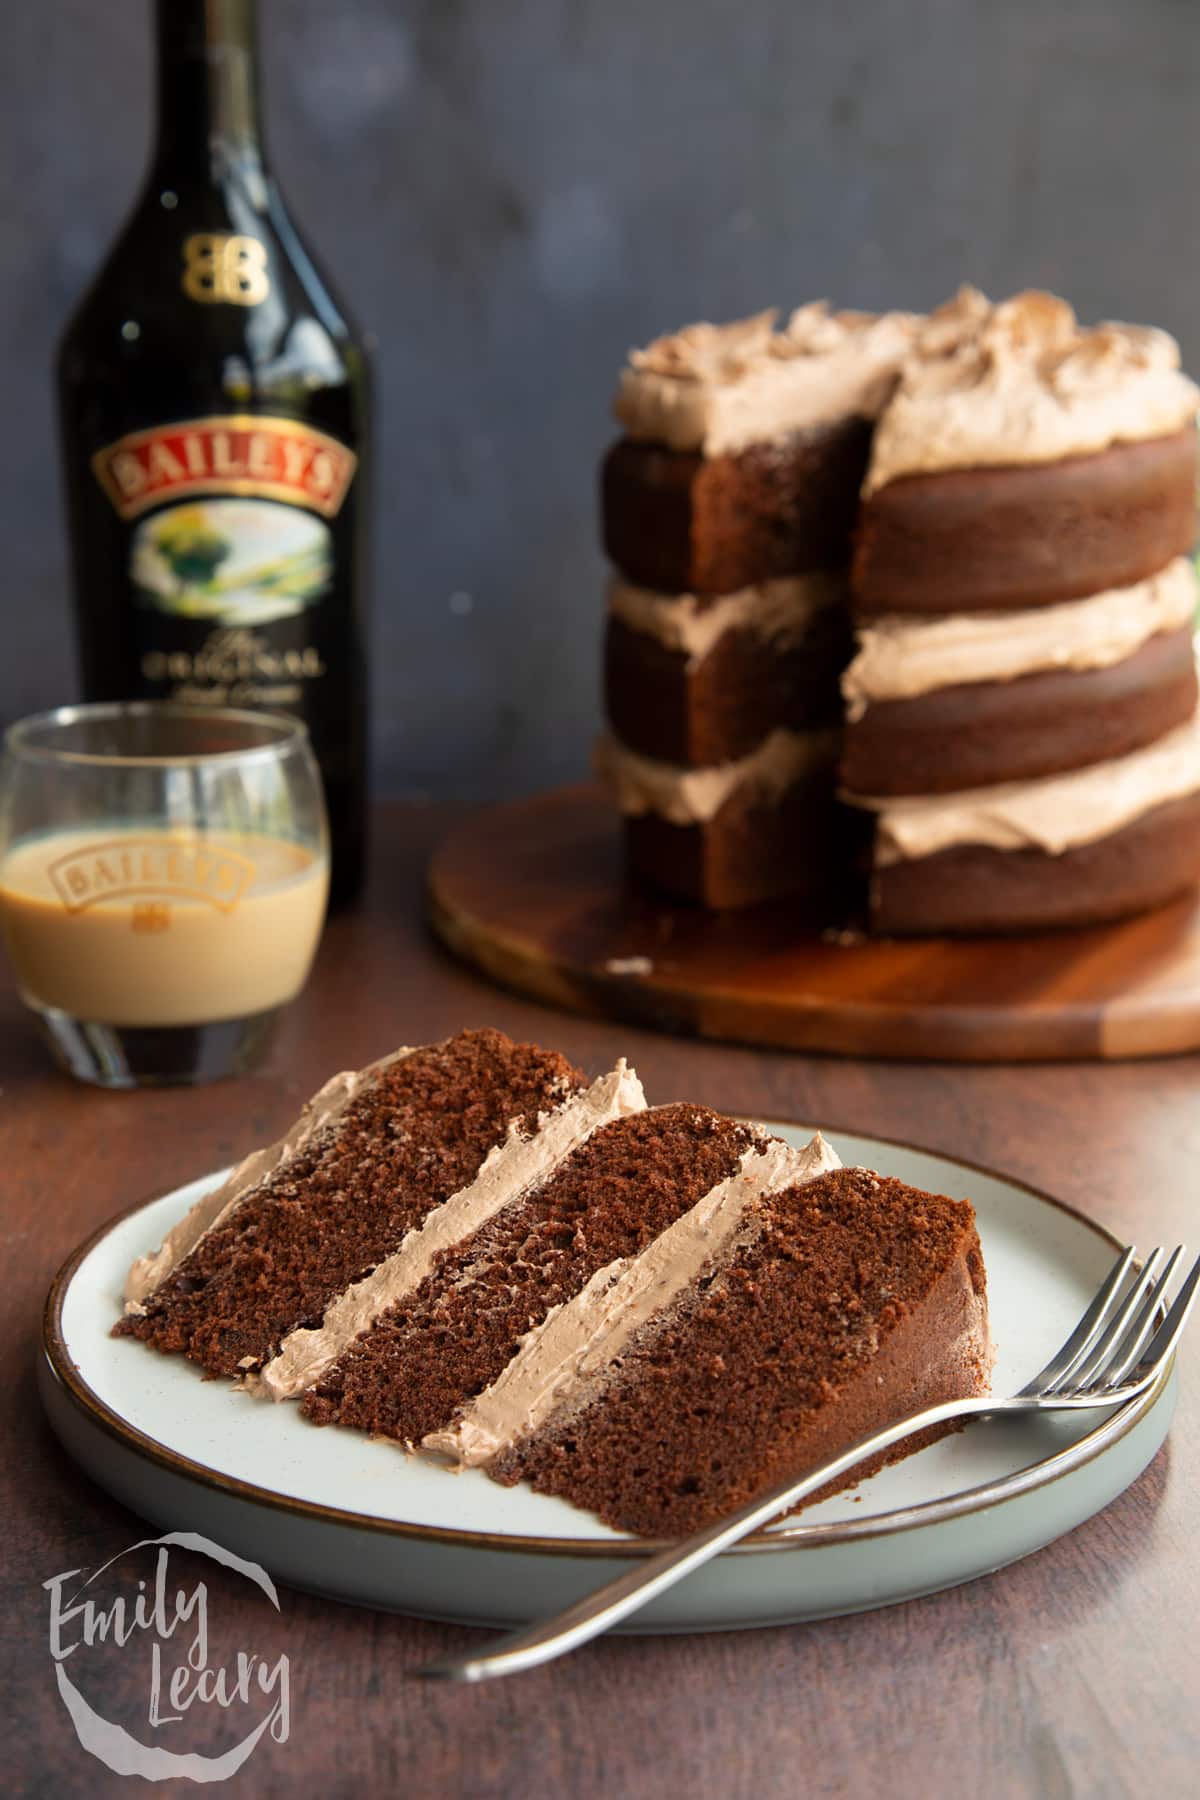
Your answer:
0;705;328;1086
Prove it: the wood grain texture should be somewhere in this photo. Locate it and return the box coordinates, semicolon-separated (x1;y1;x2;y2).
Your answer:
428;783;1200;1063
2;803;1198;1799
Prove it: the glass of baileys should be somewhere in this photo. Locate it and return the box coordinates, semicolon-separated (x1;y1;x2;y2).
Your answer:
0;703;328;1086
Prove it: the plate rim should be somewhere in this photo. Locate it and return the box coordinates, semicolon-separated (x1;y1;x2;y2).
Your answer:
42;1117;1167;1562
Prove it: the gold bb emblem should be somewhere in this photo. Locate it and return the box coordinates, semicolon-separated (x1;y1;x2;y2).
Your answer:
182;233;270;306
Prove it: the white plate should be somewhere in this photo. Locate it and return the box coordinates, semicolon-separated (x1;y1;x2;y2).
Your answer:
40;1125;1175;1631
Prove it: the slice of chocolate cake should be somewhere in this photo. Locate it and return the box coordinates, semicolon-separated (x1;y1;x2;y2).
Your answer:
300;1106;837;1446
116;1028;995;1536
116;1029;645;1378
431;1166;991;1537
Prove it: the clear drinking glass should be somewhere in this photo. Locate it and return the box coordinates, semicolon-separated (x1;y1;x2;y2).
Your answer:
0;703;328;1087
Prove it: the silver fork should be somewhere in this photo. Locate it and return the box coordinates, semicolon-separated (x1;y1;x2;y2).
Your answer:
415;1243;1200;1683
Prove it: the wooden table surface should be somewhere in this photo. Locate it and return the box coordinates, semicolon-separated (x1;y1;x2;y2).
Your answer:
4;803;1197;1799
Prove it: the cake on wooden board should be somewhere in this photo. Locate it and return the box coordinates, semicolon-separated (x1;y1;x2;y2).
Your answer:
115;1029;992;1535
599;285;1200;934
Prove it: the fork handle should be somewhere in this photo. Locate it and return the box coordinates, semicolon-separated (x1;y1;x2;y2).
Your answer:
415;1393;991;1683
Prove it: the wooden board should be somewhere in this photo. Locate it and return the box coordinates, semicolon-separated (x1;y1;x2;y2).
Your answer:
426;782;1200;1062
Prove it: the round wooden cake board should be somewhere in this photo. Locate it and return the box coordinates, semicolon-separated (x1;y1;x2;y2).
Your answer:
426;783;1200;1063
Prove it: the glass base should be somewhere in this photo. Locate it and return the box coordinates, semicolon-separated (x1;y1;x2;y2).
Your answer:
32;1004;282;1089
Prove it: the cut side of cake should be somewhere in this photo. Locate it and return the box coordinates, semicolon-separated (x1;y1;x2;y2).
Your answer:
116;1028;644;1378
429;1164;991;1537
598;304;916;910
595;726;863;911
299;1103;832;1446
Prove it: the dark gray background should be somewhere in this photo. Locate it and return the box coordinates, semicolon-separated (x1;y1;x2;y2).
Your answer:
7;0;1200;799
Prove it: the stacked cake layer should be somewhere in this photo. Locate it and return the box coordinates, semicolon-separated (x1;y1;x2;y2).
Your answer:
598;306;915;909
842;289;1200;932
116;1029;992;1535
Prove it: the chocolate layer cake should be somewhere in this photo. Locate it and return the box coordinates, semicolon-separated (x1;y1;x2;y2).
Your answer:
116;1033;994;1532
841;289;1200;932
116;1029;644;1377
601;305;914;910
431;1165;990;1537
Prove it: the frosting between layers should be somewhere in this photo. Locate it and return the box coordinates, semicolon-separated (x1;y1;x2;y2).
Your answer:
596;727;841;825
255;1062;648;1401
615;304;917;455
609;572;846;669
865;287;1200;493
423;1133;843;1469
123;1047;414;1310
852;701;1200;863
843;556;1198;717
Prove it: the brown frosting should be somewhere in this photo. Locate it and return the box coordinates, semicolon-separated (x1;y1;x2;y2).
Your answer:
843;556;1198;716
123;1048;414;1310
423;1132;842;1469
865;287;1200;493
615;304;918;454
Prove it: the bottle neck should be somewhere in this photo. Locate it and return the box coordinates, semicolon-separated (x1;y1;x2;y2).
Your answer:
151;0;265;182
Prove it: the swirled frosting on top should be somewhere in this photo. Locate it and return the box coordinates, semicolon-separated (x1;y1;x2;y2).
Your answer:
864;287;1200;493
615;304;918;454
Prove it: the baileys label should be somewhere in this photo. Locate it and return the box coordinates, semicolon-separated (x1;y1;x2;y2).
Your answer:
91;416;356;521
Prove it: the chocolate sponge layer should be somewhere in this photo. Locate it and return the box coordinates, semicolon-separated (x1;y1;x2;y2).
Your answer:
871;791;1200;934
604;415;873;595
853;430;1198;616
842;625;1199;797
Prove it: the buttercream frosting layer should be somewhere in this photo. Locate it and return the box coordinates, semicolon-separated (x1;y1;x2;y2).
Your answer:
843;556;1198;717
853;701;1200;863
609;572;846;669
596;727;841;825
865;287;1200;494
616;304;917;455
423;1132;842;1469
123;1048;414;1310
256;1062;647;1401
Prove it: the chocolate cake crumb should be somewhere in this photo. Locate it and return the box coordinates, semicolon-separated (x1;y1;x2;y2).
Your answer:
115;1029;584;1376
493;1167;990;1536
300;1104;765;1446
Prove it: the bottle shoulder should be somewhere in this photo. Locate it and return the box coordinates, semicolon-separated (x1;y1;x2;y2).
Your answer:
58;167;368;419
